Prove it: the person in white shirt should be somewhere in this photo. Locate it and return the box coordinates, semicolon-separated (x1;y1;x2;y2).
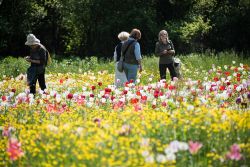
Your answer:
114;31;130;87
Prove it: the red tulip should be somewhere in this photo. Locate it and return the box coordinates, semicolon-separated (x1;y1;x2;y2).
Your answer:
141;96;147;101
168;85;176;90
11;88;16;93
224;71;230;76
130;98;139;104
91;86;96;90
123;90;128;95
213;77;219;82
1;95;7;101
136;91;141;96
154;92;159;98
219;86;226;91
124;82;129;87
67;93;73;99
111;95;115;101
104;88;111;93
164;83;168;88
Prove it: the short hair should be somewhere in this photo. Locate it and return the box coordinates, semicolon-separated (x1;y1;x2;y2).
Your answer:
130;28;141;40
118;31;130;41
158;30;168;41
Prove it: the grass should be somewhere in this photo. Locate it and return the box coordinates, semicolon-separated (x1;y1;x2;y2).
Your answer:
0;51;249;80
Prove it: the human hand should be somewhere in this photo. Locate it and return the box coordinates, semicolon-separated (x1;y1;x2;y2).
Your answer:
139;65;142;73
25;56;31;62
163;50;168;54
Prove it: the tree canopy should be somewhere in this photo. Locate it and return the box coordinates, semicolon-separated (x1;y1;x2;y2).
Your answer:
0;0;249;58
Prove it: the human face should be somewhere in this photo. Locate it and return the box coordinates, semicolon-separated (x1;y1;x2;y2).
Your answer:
160;32;168;43
161;32;168;38
30;44;38;49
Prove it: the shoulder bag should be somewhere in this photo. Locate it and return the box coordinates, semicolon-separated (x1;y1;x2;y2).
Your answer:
117;40;135;72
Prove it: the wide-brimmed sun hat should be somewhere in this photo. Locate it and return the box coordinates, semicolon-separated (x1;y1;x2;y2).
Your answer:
25;34;40;46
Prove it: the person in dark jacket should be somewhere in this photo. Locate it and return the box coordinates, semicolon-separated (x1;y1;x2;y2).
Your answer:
155;30;177;80
121;28;143;84
25;34;47;94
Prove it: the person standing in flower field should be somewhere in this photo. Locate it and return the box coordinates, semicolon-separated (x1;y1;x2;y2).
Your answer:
121;28;143;83
25;34;50;94
114;31;130;87
155;30;177;80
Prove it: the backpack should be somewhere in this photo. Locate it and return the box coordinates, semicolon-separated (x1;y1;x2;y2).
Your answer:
39;44;52;66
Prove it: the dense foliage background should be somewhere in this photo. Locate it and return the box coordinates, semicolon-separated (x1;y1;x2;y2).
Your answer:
0;0;250;58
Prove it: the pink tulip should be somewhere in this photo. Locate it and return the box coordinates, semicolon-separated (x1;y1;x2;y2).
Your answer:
133;104;142;111
2;126;13;137
7;138;24;161
226;144;242;161
188;141;203;154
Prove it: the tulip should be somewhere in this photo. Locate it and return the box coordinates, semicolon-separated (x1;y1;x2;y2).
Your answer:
226;144;242;161
91;85;96;90
7;138;24;161
188;141;203;154
235;97;241;104
93;118;101;127
1;95;6;101
67;93;73;100
11;88;16;93
2;126;12;137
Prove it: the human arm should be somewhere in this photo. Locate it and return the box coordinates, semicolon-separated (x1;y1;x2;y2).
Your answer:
166;49;175;55
25;48;46;64
155;42;168;56
166;40;175;56
25;56;40;64
138;59;142;72
114;46;117;62
134;42;143;72
115;43;123;62
155;41;175;56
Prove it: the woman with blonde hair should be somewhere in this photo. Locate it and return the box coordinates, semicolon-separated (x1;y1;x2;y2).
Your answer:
114;31;130;87
155;30;177;80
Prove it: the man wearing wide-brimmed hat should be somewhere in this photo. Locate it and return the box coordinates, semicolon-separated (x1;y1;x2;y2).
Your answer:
25;34;48;94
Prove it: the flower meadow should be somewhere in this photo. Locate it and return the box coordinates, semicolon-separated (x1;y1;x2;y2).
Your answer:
0;54;250;166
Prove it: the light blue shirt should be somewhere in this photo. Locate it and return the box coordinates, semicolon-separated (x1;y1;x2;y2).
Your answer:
128;37;142;60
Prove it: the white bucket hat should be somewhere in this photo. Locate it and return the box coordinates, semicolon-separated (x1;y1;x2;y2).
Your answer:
25;34;40;46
